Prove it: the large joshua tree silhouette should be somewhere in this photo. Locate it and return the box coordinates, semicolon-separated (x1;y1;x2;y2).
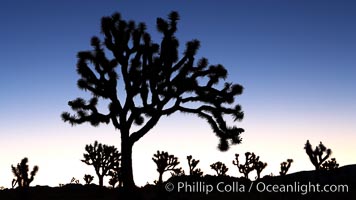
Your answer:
62;11;244;189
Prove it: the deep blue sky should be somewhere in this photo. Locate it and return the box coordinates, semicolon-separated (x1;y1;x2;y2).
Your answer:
0;0;355;187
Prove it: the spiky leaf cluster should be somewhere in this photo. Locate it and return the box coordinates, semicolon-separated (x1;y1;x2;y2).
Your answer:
61;11;244;151
304;140;332;170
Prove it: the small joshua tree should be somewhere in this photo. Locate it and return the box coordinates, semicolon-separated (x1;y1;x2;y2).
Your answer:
210;161;228;176
83;174;94;185
187;155;203;177
82;141;121;186
280;159;293;176
321;158;339;171
233;153;255;179
304;140;332;170
11;157;39;188
233;152;267;179
153;151;182;184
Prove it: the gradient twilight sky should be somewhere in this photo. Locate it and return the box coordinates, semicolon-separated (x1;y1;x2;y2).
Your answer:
0;0;355;188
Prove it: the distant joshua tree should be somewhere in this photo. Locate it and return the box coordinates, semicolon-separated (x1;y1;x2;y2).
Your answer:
62;11;244;189
233;153;254;179
304;140;332;170
280;159;293;176
233;152;267;179
83;174;94;185
187;155;203;177
321;158;339;171
81;141;121;186
152;151;182;184
11;157;39;188
210;161;228;176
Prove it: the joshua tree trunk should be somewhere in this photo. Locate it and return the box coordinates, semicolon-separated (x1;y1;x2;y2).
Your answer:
98;175;103;187
158;173;163;185
121;130;136;190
